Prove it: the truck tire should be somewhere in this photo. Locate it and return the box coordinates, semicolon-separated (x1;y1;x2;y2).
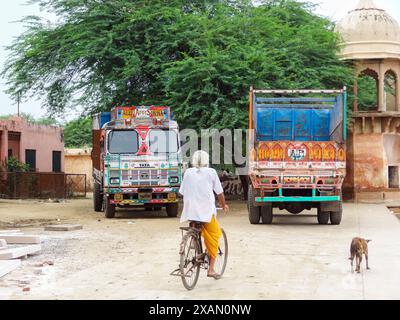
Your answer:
317;207;330;225
104;196;116;219
261;204;273;224
330;202;343;225
93;182;103;212
166;203;179;218
248;186;261;224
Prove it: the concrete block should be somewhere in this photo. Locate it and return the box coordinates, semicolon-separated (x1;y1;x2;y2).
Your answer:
0;245;41;260
0;260;21;278
45;224;83;231
0;235;41;245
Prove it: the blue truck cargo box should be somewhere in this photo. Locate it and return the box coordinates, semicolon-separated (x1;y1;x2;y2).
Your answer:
254;93;345;142
257;109;331;141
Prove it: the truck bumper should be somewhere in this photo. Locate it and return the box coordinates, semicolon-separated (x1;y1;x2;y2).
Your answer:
111;199;178;205
106;187;180;205
255;196;340;203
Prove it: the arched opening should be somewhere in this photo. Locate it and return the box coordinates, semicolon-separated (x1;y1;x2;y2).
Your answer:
385;70;397;112
356;69;379;112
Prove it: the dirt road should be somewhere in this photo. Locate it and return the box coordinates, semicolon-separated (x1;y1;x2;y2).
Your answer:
1;198;400;300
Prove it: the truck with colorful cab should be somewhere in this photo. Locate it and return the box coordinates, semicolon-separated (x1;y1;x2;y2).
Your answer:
91;106;183;218
248;87;347;225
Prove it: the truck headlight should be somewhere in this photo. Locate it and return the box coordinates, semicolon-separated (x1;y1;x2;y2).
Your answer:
169;176;179;184
109;177;120;184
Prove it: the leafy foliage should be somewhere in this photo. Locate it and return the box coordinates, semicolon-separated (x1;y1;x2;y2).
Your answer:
63;116;92;148
357;75;377;111
4;157;30;172
2;0;353;131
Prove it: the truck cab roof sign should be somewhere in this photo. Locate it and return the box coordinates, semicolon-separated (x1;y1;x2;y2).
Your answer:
113;106;170;121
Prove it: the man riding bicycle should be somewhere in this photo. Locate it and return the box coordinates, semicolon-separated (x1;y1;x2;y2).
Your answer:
179;150;229;280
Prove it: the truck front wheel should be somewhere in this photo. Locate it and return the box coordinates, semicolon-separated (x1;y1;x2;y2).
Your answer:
261;204;273;224
166;203;179;218
93;182;103;212
330;202;343;225
104;196;116;219
248;186;261;224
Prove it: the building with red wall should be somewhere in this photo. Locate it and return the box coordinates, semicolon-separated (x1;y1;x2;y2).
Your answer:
0;116;64;172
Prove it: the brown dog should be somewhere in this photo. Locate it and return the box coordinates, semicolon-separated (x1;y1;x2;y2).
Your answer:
349;237;371;273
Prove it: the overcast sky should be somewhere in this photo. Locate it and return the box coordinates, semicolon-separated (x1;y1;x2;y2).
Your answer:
1;0;400;120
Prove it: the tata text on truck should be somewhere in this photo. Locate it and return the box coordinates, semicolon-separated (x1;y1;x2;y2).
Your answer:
92;106;183;218
248;87;347;225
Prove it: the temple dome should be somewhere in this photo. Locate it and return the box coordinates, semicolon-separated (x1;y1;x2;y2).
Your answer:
336;0;400;60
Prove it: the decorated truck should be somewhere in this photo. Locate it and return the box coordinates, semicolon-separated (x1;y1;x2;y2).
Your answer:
91;106;183;218
248;87;347;225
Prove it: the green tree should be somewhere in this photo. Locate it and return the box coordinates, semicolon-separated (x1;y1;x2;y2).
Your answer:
2;0;353;127
63;117;92;148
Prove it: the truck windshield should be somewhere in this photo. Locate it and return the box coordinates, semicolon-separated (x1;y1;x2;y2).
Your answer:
149;130;179;154
108;130;139;154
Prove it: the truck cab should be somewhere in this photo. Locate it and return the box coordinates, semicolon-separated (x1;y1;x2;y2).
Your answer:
248;88;347;225
92;106;183;218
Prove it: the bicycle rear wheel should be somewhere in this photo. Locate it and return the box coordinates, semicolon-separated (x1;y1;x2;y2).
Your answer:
214;228;228;277
180;232;201;290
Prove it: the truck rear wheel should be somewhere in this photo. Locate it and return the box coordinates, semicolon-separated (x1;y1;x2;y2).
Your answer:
317;207;330;225
248;186;261;224
166;203;179;217
104;196;116;219
261;205;273;224
330;202;343;225
93;182;103;212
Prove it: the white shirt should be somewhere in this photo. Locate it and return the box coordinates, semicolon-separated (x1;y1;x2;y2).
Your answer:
179;167;224;223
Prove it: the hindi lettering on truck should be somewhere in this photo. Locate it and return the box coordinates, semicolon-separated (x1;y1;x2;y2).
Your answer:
248;87;347;225
91;106;183;218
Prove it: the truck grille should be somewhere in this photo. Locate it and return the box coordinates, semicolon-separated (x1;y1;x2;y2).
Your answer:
121;169;176;186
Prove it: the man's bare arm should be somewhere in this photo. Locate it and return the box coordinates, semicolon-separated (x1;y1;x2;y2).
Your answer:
217;193;229;213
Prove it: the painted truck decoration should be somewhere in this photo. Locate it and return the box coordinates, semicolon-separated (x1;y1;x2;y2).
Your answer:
92;106;183;218
248;88;347;225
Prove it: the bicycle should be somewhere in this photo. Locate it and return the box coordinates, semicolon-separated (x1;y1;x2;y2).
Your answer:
170;211;228;291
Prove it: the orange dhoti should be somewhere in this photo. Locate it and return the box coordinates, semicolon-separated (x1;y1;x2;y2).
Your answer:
201;215;222;259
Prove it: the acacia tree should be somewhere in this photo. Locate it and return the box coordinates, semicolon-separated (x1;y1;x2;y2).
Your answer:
3;0;352;121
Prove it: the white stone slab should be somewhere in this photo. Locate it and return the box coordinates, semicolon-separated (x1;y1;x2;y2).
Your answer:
0;239;7;250
0;260;21;278
0;245;41;260
0;230;21;234
0;235;41;244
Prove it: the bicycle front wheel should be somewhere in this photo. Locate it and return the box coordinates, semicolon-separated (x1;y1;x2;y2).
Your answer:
180;232;201;291
214;228;228;277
